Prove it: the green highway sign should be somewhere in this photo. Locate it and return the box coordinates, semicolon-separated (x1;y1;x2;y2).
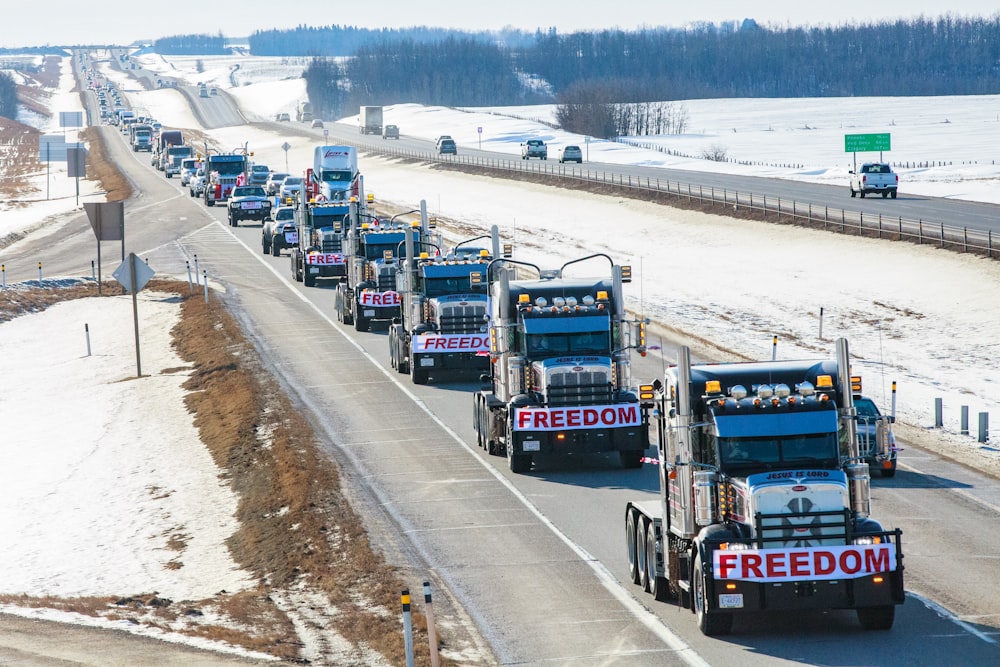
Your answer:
845;133;891;152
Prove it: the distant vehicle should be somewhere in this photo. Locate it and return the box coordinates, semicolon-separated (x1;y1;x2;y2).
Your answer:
227;185;272;227
311;119;324;128
557;145;583;163
189;169;206;197
849;162;898;199
199;85;209;98
262;206;296;254
179;158;200;185
210;87;218;96
854;394;898;477
275;112;291;122
437;139;457;155
265;172;289;197
382;124;399;139
248;164;271;186
359;105;383;135
279;176;304;201
435;135;452;149
521;139;547;160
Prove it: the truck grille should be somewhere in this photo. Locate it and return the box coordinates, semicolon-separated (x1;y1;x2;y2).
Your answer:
754;508;850;548
436;301;486;334
376;266;397;291
544;369;613;406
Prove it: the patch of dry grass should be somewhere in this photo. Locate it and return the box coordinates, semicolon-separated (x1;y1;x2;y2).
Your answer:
0;280;448;665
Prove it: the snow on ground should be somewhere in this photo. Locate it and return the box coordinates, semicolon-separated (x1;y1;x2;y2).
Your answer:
3;53;1000;652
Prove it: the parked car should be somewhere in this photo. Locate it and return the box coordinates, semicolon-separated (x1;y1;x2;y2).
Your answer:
310;119;324;128
557;145;583;164
437;138;457;155
383;124;400;139
265;172;289;197
278;176;303;201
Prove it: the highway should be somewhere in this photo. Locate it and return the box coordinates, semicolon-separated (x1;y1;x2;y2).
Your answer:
7;59;1000;664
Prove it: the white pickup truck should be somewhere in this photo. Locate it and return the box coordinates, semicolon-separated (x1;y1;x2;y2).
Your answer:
849;162;898;199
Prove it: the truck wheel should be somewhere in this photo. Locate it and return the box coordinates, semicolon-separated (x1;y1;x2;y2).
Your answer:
890;190;898;199
626;509;642;585
207;198;214;207
850;188;856;198
645;521;671;601
304;271;316;287
620;450;643;469
262;237;269;254
508;450;531;474
859;191;866;198
880;460;897;478
693;553;733;636
857;605;895;630
881;191;888;198
354;314;369;332
271;242;280;257
636;515;650;591
411;369;429;385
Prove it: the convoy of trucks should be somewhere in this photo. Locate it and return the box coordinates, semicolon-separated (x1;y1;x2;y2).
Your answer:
390;219;506;385
359;106;383;135
624;339;905;635
472;254;650;473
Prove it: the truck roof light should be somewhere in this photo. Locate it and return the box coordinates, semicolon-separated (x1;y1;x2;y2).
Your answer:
639;385;655;400
534;296;548;307
596;290;609;301
705;380;722;394
582;295;595;306
553;297;566;308
411;220;419;227
565;296;578;307
756;384;774;399
851;375;863;393
479;249;490;257
729;385;747;400
419;252;429;259
796;381;815;396
775;383;791;398
518;293;531;304
367;193;374;202
816;374;834;389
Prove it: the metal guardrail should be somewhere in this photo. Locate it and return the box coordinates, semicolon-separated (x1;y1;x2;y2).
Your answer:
353;141;999;260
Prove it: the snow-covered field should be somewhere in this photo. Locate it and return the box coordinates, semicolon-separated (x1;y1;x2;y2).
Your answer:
2;51;1000;655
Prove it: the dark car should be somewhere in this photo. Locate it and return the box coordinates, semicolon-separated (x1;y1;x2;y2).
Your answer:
269;218;298;257
438;139;457;155
853;395;897;478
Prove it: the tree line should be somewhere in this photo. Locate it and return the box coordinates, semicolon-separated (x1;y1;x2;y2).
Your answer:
0;71;16;120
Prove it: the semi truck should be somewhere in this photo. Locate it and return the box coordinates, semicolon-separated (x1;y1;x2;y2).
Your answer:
296;101;313;122
308;146;359;203
203;151;248;206
624;339;905;636
359;106;383;135
163;144;193;178
390;217;504;385
472;254;650;473
290;192;354;287
153;130;183;170
335;210;425;333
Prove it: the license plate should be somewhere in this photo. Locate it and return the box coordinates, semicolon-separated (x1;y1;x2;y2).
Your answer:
309;267;319;274
241;201;261;209
719;594;744;609
420;358;434;367
523;440;540;452
363;309;376;317
284;232;298;243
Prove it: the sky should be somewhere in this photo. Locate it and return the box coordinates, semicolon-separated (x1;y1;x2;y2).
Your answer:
3;52;1000;655
3;2;999;47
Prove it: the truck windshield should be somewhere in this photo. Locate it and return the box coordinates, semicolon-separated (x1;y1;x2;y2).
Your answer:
424;277;484;297
321;170;353;183
526;331;608;356
718;433;839;469
212;160;245;176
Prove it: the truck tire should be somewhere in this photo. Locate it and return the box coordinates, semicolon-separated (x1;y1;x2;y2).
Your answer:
206;198;214;207
626;509;642;585
880;460;897;478
859;191;866;198
411;368;429;385
645;521;671;602
890;190;898;199
354;312;369;332
262;237;269;254
636;515;650;591
882;191;888;198
506;425;532;473
850;188;856;198
271;241;281;257
857;605;895;630
304;271;316;287
693;552;733;636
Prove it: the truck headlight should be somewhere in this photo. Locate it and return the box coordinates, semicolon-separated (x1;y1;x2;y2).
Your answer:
851;535;883;545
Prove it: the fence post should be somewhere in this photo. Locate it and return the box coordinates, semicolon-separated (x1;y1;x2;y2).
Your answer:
979;412;990;443
961;406;970;435
935;398;943;428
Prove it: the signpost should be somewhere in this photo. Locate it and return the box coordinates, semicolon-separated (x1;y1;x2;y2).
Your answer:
113;253;155;378
84;201;125;295
845;133;891;171
281;141;291;172
477;126;482;150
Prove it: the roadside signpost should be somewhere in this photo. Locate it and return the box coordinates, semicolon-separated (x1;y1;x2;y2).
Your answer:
112;253;155;378
84;201;125;295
